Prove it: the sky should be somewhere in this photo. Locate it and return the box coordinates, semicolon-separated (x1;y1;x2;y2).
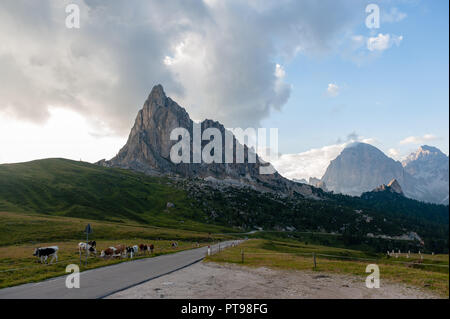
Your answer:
0;0;448;180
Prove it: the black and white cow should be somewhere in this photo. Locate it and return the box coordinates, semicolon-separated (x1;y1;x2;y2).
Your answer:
78;242;97;256
126;245;139;258
33;246;59;264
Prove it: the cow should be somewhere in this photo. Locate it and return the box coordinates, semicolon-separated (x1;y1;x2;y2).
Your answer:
149;244;154;254
78;242;97;256
126;245;139;258
33;246;59;264
114;244;127;258
100;247;116;258
139;244;148;255
171;242;178;248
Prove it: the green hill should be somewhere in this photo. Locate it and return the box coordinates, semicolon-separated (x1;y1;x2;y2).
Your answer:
0;158;448;253
0;158;228;233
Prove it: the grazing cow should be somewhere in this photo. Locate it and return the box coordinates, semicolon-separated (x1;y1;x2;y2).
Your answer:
126;245;139;258
149;244;154;254
33;246;59;264
100;247;116;258
139;244;148;255
114;244;127;257
78;242;97;256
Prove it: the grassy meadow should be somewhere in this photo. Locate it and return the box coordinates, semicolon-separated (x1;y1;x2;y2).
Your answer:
0;158;448;297
0;158;232;233
205;239;449;297
0;211;230;288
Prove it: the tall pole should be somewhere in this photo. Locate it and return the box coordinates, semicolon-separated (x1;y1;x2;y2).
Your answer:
313;252;316;270
85;232;88;266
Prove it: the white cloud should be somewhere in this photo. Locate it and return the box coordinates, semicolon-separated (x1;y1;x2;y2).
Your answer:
0;109;126;164
0;0;362;136
361;137;377;144
272;135;378;181
272;143;347;181
351;35;366;48
400;134;439;145
382;7;407;23
388;148;400;159
367;33;403;52
326;83;340;97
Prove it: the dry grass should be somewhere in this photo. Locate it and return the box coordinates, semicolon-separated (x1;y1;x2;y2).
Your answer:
206;239;449;297
0;211;229;289
0;239;209;289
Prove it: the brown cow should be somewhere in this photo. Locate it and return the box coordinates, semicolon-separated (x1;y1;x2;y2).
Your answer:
139;244;148;255
100;247;116;258
114;244;126;257
149;244;154;254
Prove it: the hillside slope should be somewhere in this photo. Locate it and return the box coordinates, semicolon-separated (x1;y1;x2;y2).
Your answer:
0;158;225;232
0;158;448;253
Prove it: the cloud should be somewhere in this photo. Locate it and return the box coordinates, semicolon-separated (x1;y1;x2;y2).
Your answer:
326;83;340;97
400;134;439;145
388;148;400;159
345;31;404;65
272;134;377;180
382;7;407;23
272;143;347;181
0;0;361;135
367;33;403;51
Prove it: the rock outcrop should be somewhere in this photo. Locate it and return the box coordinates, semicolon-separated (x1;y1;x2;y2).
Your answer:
372;179;404;195
98;85;316;197
308;177;328;192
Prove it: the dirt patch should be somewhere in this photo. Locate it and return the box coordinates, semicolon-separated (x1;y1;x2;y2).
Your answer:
107;261;441;299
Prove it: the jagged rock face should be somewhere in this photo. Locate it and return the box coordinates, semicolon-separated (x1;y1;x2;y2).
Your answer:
373;179;404;195
321;143;413;197
308;177;328;192
387;179;403;194
99;85;315;196
293;178;308;184
402;145;449;204
321;143;448;204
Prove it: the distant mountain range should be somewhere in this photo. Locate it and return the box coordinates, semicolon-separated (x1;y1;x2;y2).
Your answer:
321;143;449;205
96;85;447;206
0;85;447;253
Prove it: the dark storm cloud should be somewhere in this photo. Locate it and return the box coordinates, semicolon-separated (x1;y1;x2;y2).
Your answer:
0;0;363;135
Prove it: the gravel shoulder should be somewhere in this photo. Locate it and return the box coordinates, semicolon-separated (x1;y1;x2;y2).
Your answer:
107;261;441;299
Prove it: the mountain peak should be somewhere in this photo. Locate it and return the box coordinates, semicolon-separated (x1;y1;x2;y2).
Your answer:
98;87;316;197
150;84;166;97
419;145;441;153
344;142;371;149
403;145;448;167
322;142;407;197
146;84;168;106
387;179;403;194
372;179;404;195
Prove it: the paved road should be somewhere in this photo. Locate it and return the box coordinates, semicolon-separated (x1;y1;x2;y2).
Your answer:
0;240;241;299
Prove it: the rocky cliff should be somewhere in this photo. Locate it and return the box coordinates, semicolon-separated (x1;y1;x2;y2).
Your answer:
372;179;404;195
321;143;413;196
402;145;449;204
98;85;315;196
321;142;448;204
